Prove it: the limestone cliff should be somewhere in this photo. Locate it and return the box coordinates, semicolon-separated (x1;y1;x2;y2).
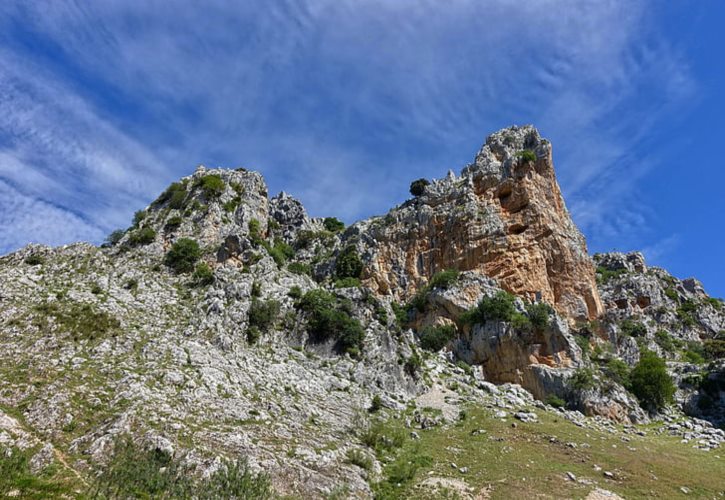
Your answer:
355;125;603;322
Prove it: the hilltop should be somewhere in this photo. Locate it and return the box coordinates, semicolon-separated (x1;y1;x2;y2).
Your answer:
0;125;723;498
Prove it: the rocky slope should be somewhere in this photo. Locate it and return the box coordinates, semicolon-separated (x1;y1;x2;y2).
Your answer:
0;125;723;498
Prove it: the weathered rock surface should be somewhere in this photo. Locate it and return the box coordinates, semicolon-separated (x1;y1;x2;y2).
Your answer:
355;125;603;321
1;126;722;498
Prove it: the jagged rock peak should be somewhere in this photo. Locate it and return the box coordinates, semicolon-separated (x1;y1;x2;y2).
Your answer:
358;125;603;321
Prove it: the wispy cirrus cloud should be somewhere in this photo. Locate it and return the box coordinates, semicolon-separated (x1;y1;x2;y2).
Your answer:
0;0;697;263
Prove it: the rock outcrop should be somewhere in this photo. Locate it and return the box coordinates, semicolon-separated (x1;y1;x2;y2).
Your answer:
1;125;722;498
355;125;603;321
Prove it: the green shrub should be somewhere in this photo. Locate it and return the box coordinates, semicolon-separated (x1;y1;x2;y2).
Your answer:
288;262;311;276
248;219;262;244
664;287;678;301
295;229;335;249
462;291;517;325
196;174;225;199
404;351;422;377
288;285;303;299
132;210;147;226
655;330;677;353
335;277;361;288
526;302;553;330
545;395;566;408
298;289;365;354
703;339;725;359
154;181;188;209
105;229;126;246
164;238;201;273
391;302;409;328
677;300;698;327
428;269;459;290
246;326;261;345
595;266;626;283
574;334;590;356
620;319;647;338
409;178;430;197
456;359;473;376
570;368;596;391
345;449;372;471
24;254;45;266
705;297;723;310
223;197;241;213
335;245;363;279
127;226;156;246
419;324;456;352
248;299;280;332
0;446;72;498
516;150;537;163
165;215;183;230
630;350;675;411
323;217;345;233
202;458;272;499
510;312;532;331
266;238;294;266
369;394;383;413
682;342;706;364
88;435;270;499
605;358;631;387
34;301;119;342
91;283;103;295
192;262;214;286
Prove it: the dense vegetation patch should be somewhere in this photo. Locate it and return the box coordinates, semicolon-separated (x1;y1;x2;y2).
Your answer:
408;269;460;313
335;245;363;280
409;178;430;197
192;262;214;287
196;174;225;199
419;324;457;352
165;238;201;273
619;319;647;338
298;289;365;355
88;436;271;499
595;266;626;283
104;229;126;246
35;301;120;341
0;446;75;498
248;298;280;333
24;254;45;266
516;149;537;163
461;291;517;325
127;226;156;246
570;368;596;390
629;350;675;411
154;181;188;209
323;217;345;233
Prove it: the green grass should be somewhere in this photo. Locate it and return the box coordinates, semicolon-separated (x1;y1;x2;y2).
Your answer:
0;446;83;499
368;406;724;499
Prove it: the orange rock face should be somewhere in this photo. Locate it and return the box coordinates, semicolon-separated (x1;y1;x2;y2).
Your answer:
360;125;603;321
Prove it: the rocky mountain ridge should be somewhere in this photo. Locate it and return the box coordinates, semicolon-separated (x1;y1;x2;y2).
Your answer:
0;125;723;498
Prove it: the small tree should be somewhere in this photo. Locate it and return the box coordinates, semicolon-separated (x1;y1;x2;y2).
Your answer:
197;174;225;199
335;245;363;279
462;291;517;325
105;229;126;246
165;238;201;273
629;350;675;411
419;324;456;352
192;262;214;286
323;217;345;233
409;178;430;197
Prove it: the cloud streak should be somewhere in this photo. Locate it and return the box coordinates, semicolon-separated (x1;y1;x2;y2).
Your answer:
0;0;697;262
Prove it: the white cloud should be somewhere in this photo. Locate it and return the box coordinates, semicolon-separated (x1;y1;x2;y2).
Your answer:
0;0;697;258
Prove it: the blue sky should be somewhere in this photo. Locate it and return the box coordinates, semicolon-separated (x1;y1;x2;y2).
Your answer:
0;1;723;297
